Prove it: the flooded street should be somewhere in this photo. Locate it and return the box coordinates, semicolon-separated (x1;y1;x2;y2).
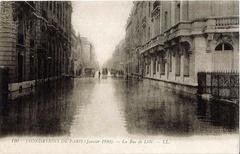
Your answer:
0;78;238;138
0;1;239;153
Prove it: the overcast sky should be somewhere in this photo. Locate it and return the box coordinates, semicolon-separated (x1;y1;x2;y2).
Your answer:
72;1;133;66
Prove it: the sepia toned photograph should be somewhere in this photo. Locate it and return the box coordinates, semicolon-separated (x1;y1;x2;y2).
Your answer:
0;0;239;154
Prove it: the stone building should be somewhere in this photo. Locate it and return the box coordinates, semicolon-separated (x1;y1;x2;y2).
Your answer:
108;39;126;75
79;37;98;76
71;34;98;77
122;1;239;93
71;30;83;76
0;1;72;97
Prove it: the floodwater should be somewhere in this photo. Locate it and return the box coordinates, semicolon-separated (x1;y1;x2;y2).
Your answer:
0;77;238;138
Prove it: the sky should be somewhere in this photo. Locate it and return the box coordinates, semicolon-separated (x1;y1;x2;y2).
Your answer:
72;1;133;66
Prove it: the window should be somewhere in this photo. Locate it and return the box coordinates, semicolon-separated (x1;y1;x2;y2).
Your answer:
164;11;168;30
53;1;56;14
145;58;150;75
30;39;34;49
184;52;190;76
155;17;160;36
169;51;172;72
30;54;34;80
160;55;165;75
149;64;151;75
143;27;146;43
42;10;47;19
157;57;159;72
148;27;151;39
215;43;233;51
186;1;189;20
50;1;52;10
175;2;180;23
148;2;151;17
146;64;150;74
17;19;24;45
175;52;181;76
18;52;24;82
57;3;59;19
153;58;156;74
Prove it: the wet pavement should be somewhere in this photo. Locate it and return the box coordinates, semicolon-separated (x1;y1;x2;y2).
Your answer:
0;77;238;138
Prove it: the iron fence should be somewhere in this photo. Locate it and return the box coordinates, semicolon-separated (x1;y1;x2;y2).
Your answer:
198;71;239;100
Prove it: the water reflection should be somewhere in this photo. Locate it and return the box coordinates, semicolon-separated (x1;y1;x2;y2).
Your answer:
0;78;238;137
0;79;75;137
113;79;238;136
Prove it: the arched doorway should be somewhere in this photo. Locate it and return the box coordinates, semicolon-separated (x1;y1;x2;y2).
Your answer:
213;42;234;71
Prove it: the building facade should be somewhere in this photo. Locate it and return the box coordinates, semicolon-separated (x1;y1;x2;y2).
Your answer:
119;1;239;93
71;29;81;76
106;39;126;75
71;33;98;77
0;1;72;97
79;37;98;76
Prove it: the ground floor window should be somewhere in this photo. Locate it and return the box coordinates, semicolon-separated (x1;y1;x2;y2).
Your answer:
18;51;24;82
160;54;165;75
146;64;149;74
184;52;190;76
153;58;156;75
213;42;234;71
175;52;181;76
169;51;172;72
30;51;34;80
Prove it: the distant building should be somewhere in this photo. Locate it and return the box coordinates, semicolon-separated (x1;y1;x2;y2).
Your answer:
116;1;239;93
107;39;126;75
71;28;78;76
80;37;98;76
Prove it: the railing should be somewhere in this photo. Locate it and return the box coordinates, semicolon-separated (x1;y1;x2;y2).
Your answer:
215;16;239;29
198;71;239;100
164;21;191;41
164;16;239;40
140;34;164;54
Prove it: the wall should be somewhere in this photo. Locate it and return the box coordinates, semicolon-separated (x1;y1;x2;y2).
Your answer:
0;2;17;83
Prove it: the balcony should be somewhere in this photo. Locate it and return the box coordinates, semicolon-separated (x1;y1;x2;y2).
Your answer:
140;35;164;55
205;16;239;33
164;21;192;41
164;16;239;42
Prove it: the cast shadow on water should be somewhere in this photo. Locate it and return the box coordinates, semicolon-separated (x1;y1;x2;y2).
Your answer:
113;79;239;136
